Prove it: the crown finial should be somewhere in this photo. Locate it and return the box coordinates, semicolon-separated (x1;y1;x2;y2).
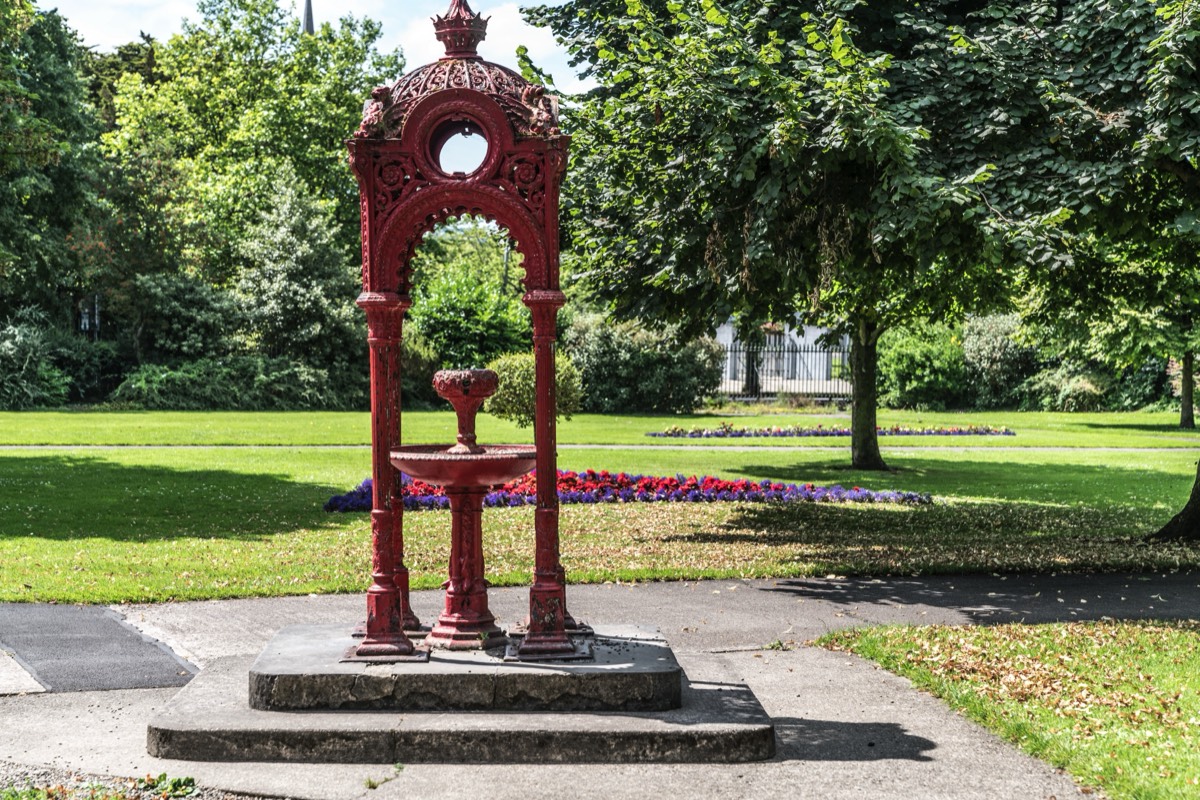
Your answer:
434;0;488;60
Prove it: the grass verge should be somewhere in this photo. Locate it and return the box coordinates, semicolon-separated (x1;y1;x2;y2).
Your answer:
2;446;1197;603
821;621;1200;800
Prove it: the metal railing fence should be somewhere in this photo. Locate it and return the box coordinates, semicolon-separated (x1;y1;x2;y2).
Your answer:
718;343;852;399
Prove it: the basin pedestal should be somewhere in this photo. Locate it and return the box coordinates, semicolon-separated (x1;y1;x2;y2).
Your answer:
428;486;504;649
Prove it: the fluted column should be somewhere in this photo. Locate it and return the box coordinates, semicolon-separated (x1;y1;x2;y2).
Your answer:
517;289;574;656
354;291;417;657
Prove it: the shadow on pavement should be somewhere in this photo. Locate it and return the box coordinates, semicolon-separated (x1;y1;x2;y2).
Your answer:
760;572;1200;626
773;717;935;762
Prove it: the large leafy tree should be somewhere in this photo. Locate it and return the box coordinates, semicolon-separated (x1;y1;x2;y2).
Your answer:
528;0;1080;469
1021;0;1200;432
0;0;55;176
103;0;403;281
235;162;365;387
1018;0;1200;542
0;9;104;320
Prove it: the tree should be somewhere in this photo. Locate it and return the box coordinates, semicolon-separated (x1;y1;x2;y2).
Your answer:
1023;235;1200;427
103;0;403;281
1017;0;1200;431
1148;460;1200;542
81;34;161;131
235;162;365;385
528;0;1078;469
0;10;105;321
0;0;55;176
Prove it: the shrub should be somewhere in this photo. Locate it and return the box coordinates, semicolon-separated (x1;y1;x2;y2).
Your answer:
0;310;70;409
1108;357;1170;410
400;329;441;408
877;322;969;411
110;355;359;410
408;268;529;369
45;333;126;403
962;314;1039;409
565;316;723;414
1019;361;1109;412
484;352;583;427
127;272;242;363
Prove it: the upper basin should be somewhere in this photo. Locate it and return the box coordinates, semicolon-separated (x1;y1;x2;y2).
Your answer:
390;445;536;488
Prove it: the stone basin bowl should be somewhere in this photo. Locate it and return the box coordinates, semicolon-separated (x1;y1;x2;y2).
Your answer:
390;445;536;488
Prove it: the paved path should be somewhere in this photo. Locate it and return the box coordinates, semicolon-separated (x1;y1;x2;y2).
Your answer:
0;443;1195;451
2;572;1198;799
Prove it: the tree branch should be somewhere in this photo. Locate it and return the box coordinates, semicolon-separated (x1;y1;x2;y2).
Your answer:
1156;157;1200;190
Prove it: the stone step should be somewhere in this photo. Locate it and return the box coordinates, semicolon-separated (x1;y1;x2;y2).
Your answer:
148;648;776;764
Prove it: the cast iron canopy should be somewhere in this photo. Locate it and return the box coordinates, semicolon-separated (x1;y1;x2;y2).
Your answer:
355;0;560;141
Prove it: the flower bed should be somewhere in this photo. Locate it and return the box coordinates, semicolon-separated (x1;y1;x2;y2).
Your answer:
324;469;932;512
647;422;1015;439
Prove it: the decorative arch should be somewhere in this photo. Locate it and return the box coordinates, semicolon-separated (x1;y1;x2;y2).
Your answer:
373;183;550;296
345;0;574;660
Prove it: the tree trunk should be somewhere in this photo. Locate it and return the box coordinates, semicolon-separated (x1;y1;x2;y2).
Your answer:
1181;351;1195;430
850;318;889;471
743;348;762;397
1146;459;1200;542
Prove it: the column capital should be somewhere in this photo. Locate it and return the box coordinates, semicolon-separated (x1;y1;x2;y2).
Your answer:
522;289;566;310
356;291;412;313
524;290;565;338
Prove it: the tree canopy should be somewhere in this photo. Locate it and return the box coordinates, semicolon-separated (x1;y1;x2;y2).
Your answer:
0;9;103;319
528;0;1198;465
528;0;1095;466
103;0;403;280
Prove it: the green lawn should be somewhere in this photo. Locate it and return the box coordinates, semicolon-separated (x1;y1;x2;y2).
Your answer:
3;410;1196;799
0;408;1197;448
2;442;1197;603
822;621;1200;800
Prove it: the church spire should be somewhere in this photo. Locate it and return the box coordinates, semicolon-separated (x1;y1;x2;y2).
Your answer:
303;0;314;35
433;0;488;60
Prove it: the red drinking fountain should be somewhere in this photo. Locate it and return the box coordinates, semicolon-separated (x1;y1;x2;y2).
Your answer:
390;369;535;650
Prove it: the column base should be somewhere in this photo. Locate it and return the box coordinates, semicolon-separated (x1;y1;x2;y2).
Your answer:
345;634;429;663
426;615;507;651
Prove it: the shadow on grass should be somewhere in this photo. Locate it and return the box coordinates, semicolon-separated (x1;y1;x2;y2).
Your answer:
1076;419;1200;436
660;500;1152;547
725;456;1194;508
0;453;345;542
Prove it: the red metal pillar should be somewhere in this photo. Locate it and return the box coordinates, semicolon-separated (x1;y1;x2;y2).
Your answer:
355;291;417;657
518;290;575;656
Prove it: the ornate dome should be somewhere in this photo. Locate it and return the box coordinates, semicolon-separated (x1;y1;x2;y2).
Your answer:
354;0;560;141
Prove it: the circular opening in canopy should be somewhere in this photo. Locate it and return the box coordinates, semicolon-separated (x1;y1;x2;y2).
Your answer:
433;120;489;176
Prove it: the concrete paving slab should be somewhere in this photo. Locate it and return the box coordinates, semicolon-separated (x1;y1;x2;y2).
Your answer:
0;646;1085;800
0;687;396;800
6;573;1180;797
148;652;774;764
0;649;43;695
249;624;683;712
117;570;1200;665
0;604;195;692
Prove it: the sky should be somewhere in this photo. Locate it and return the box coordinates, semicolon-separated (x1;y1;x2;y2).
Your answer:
39;0;587;92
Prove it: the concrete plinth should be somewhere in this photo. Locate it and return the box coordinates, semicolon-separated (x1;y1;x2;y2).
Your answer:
147;627;776;764
248;624;681;713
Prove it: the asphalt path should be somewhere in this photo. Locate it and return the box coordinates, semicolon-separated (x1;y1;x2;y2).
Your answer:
0;604;195;692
